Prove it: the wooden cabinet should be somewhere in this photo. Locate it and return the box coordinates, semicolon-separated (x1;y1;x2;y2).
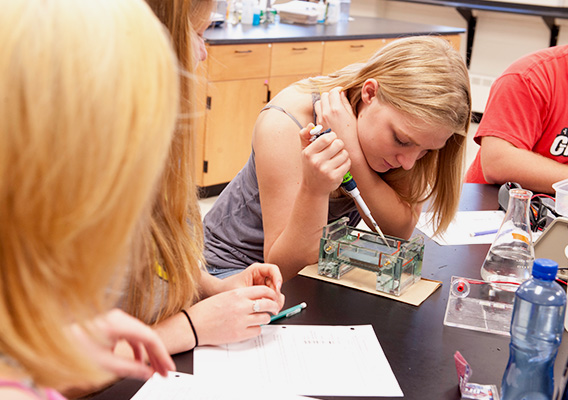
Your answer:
322;38;393;75
196;44;271;187
201;79;267;186
207;43;270;80
270;41;324;77
196;34;461;188
268;41;324;116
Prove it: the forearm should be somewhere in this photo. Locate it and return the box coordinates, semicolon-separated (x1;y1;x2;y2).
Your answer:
198;269;228;299
265;184;329;281
481;142;568;194
153;312;197;355
348;151;417;238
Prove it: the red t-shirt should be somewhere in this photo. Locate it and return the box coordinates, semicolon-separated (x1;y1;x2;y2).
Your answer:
465;45;568;184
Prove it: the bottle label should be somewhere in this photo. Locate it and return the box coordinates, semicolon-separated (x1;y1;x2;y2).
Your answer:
511;232;529;245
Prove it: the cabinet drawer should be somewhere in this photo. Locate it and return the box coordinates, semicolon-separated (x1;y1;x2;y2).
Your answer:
270;41;324;77
207;44;271;81
322;39;392;75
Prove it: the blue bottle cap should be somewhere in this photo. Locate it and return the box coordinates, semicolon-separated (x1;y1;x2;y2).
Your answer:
532;258;558;281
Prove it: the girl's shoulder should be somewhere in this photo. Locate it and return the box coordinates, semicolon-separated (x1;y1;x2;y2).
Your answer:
264;86;314;125
253;86;313;162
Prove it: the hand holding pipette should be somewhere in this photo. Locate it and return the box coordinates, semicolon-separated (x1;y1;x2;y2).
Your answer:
309;125;391;248
298;123;351;199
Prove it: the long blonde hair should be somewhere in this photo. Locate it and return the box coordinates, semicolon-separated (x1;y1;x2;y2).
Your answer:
0;0;178;388
301;36;471;234
125;0;214;324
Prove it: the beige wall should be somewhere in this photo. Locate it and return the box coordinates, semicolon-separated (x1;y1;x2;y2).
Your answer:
350;0;568;78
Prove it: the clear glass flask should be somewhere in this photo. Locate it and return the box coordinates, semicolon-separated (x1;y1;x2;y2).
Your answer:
480;188;534;287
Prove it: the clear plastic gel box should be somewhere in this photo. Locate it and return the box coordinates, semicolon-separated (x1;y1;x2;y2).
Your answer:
317;217;424;296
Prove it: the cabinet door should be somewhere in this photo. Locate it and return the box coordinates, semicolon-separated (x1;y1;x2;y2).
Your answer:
202;78;268;186
322;39;393;75
268;74;306;101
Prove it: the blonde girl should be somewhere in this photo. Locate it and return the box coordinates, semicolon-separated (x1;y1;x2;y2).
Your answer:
203;36;472;280
117;0;285;361
0;0;180;397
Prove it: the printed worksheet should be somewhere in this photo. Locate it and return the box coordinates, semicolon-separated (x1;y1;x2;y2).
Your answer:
131;371;311;399
417;210;506;245
194;324;403;397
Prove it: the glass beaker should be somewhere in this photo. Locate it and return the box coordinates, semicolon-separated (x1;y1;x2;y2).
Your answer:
480;188;534;287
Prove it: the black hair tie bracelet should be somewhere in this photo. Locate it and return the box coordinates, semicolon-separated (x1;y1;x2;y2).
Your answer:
181;309;198;348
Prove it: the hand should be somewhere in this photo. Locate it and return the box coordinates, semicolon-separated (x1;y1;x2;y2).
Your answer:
314;88;359;151
223;263;285;308
69;309;175;381
299;122;351;197
188;285;284;345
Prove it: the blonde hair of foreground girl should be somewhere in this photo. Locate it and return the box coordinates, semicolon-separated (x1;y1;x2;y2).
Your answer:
0;0;178;389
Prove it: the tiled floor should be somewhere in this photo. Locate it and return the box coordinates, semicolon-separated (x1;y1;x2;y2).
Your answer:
198;195;218;218
198;122;480;218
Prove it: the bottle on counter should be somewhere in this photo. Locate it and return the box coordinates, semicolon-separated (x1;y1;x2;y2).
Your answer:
501;258;566;400
325;0;339;24
480;188;534;287
252;3;261;25
227;0;241;24
316;0;326;24
241;0;254;24
338;0;350;22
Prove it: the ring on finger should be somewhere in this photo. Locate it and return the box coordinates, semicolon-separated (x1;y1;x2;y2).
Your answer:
252;300;260;313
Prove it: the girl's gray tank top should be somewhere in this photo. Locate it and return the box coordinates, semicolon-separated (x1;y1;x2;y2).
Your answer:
203;96;360;275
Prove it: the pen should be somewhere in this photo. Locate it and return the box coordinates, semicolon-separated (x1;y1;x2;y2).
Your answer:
310;125;391;249
470;229;498;237
270;302;307;323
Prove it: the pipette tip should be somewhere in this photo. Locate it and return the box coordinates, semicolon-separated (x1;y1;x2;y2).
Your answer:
371;220;391;249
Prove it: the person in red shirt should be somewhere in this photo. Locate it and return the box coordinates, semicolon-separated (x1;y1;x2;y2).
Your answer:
465;45;568;193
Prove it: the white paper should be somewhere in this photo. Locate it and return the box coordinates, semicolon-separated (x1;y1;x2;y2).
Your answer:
417;210;506;245
131;371;310;399
194;324;403;397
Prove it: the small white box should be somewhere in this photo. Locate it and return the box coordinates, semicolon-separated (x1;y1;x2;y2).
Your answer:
553;178;568;217
274;0;319;24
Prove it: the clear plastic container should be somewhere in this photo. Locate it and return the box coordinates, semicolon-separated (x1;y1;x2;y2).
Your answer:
501;258;566;400
553;177;568;217
241;0;254;24
339;0;350;22
325;0;339;24
318;217;424;296
316;0;326;24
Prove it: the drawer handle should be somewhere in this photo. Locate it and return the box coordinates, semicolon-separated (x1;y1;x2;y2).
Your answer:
234;50;252;54
350;45;364;48
292;47;308;51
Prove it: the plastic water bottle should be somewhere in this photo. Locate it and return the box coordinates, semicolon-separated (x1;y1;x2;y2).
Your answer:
501;258;566;400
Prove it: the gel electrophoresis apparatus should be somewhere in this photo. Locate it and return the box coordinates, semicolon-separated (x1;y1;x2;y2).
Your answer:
317;217;424;296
